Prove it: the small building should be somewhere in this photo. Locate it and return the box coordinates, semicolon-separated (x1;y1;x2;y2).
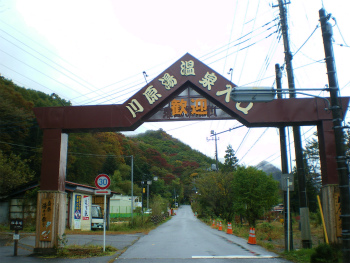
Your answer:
0;181;118;230
110;194;141;219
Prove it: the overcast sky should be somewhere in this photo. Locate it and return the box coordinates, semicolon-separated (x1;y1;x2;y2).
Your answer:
1;0;349;170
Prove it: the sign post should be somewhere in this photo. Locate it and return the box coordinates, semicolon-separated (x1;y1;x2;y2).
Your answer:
95;174;111;252
10;219;23;256
282;174;294;251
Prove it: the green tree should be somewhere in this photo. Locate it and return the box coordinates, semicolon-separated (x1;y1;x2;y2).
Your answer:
0;150;35;194
195;171;235;221
232;166;279;227
288;133;322;213
100;154;118;176
222;144;239;173
67;133;105;184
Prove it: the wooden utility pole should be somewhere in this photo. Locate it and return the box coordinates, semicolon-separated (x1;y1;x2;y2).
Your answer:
319;8;350;263
276;0;312;248
276;64;293;251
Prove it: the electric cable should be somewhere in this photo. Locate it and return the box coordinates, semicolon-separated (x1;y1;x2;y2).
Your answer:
222;0;238;75
0;49;88;98
0;31;100;95
236;128;250;155
237;0;261;84
239;128;269;162
0;18;75;67
293;24;320;57
0;63;70;100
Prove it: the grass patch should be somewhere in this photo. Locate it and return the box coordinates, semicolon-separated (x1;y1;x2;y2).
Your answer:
282;248;315;263
40;244;117;259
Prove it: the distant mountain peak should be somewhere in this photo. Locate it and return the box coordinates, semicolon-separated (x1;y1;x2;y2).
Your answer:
255;161;282;183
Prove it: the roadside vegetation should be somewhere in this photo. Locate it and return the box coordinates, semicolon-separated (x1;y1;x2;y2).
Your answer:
200;212;342;262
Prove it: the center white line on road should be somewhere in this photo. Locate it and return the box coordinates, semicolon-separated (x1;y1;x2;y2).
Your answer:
192;255;277;259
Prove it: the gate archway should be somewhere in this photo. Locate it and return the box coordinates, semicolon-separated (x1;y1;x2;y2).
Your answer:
33;53;349;252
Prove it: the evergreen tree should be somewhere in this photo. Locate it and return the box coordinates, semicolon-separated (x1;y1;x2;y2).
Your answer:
222;144;239;172
100;154;118;176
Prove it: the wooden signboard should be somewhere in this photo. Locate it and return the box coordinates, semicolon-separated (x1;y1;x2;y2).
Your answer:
39;198;53;241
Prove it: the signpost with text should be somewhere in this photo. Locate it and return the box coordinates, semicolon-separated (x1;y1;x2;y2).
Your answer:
95;174;111;252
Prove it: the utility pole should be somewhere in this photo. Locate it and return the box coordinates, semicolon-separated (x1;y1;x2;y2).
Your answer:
276;0;312;248
319;9;350;262
276;64;293;251
207;130;219;171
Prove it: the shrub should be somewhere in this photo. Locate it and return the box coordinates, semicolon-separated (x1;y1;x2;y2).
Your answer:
310;211;322;227
310;243;340;263
258;222;274;233
150;195;168;215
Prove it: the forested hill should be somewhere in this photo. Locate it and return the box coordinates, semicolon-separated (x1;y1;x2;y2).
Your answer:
0;76;215;201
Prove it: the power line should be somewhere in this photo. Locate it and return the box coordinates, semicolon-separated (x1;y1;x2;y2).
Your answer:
0;49;87;98
239;128;269;162
293;24;320;57
236;128;250;154
0;30;100;95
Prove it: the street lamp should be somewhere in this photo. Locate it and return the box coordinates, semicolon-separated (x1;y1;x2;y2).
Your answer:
147;180;152;210
145;176;158;211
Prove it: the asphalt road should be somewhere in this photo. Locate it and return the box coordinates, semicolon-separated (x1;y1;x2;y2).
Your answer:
116;205;292;263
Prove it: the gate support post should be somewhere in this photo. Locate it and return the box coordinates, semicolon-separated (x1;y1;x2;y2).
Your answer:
321;185;341;243
34;191;67;254
34;129;68;254
318;120;341;243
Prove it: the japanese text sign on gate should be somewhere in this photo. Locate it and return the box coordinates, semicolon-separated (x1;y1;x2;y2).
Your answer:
39;198;53;241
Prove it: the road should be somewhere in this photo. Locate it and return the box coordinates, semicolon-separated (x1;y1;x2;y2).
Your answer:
116;205;291;263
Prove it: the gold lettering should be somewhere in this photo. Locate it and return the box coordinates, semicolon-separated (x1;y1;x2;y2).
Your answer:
159;73;177;90
180;60;195;76
143;85;162;104
171;99;188;116
191;98;207;115
236;102;253;114
216;84;233;103
126;99;144;118
199;72;217;90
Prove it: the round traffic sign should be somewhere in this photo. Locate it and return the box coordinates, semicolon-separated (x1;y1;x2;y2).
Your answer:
95;174;111;190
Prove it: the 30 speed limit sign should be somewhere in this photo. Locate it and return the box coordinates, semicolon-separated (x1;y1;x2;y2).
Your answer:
95;174;111;190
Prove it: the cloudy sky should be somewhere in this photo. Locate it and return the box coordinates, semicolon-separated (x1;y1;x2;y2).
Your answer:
1;0;349;170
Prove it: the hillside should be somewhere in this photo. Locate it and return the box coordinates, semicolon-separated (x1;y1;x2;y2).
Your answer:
0;76;215;202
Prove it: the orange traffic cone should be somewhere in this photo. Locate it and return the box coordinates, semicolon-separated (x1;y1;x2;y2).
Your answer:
247;228;253;244
226;222;233;234
212;219;216;228
218;221;222;231
248;228;257;245
216;221;219;229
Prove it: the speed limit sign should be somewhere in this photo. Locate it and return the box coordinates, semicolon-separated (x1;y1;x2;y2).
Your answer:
95;174;111;190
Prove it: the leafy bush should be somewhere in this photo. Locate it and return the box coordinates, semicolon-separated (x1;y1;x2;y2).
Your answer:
310;243;340;263
310;211;322;227
150;195;168;215
258;222;274;233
